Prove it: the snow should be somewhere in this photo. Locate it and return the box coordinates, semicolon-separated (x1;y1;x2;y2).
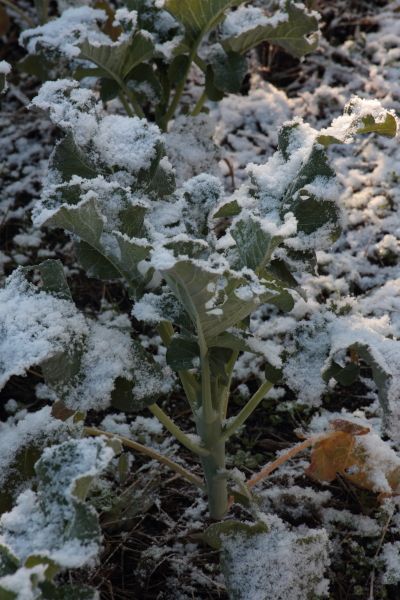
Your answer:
221;6;288;39
0;438;115;569
0;565;46;600
221;521;330;600
0;60;11;74
20;7;109;59
95;115;161;173
0;268;88;390
0;406;67;488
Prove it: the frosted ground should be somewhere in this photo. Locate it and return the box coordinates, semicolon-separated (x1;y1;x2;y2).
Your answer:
2;0;400;598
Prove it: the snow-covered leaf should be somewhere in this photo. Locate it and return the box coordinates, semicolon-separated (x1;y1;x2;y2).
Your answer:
221;1;319;58
78;30;154;82
164;0;243;44
0;437;116;564
221;521;330;600
161;259;282;341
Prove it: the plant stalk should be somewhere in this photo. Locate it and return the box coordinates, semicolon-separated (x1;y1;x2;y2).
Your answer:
196;415;228;520
164;42;200;126
221;379;273;442
85;426;205;490
195;327;228;518
191;90;207;116
148;403;209;457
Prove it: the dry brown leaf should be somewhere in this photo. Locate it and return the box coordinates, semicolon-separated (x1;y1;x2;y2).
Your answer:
306;419;400;498
329;419;370;436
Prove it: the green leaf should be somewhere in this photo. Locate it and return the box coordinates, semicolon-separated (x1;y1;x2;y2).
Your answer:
99;77;120;102
166;335;199;371
165;0;243;44
231;217;278;272
265;362;283;384
201;520;268;550
213;199;241;218
0;438;117;585
51;134;98;181
73;66;106;80
115;233;153;296
111;339;170;411
205;65;225;101
78;38;131;81
0;545;19;577
348;343;392;421
126;63;162;102
78;31;154;84
168;54;191;85
25;556;59;581
208;331;252;352
162;260;281;341
322;360;360;386
222;1;319;58
122;30;155;79
356;112;397;137
37;260;72;301
39;581;98;600
41;344;83;403
17;54;55;81
209;47;247;93
146;158;176;198
45;197;104;247
317;100;398;146
76;241;121;280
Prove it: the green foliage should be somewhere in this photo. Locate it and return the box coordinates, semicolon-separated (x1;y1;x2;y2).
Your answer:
2;6;400;593
0;437;118;598
221;1;319;57
20;0;321;126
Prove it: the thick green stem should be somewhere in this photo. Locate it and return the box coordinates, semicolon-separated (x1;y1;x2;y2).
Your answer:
196;328;228;518
148;403;209;457
196;416;228;520
221;380;273;443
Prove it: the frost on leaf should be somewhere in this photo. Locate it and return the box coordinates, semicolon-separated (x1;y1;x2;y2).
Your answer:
282;310;400;434
31;79;168;298
0;267;87;391
0;263;172;413
0;406;72;514
20;7;110;59
221;1;320;58
220;519;330;600
0;437;116;597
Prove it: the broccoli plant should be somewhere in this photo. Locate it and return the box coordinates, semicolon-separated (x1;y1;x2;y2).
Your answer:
19;0;320;129
0;72;395;519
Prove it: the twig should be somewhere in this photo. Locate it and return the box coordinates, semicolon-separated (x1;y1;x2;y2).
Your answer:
84;426;205;491
247;436;319;490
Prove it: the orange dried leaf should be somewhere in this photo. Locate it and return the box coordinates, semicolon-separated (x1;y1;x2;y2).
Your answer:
306;431;358;482
330;419;370;436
